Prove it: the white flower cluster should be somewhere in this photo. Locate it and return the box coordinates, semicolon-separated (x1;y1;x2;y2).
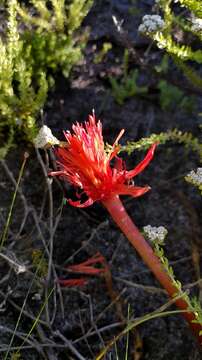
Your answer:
185;168;202;187
34;125;59;148
191;18;202;32
138;14;165;34
143;225;168;244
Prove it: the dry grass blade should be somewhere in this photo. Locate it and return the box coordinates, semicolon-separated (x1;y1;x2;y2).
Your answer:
0;153;29;250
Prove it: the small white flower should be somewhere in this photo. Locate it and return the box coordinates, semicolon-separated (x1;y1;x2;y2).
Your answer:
32;293;42;301
138;14;165;34
185;168;202;187
191;17;202;32
143;225;168;244
16;264;27;274
34;125;59;148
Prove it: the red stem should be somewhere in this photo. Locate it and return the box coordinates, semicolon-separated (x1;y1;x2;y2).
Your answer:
102;195;202;345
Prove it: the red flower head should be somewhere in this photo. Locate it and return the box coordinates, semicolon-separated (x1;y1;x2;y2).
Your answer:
50;113;156;207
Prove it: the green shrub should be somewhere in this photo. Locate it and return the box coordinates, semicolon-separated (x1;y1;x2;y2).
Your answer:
17;0;93;79
0;0;93;158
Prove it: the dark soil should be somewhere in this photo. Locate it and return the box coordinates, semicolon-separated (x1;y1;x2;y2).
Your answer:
0;1;202;359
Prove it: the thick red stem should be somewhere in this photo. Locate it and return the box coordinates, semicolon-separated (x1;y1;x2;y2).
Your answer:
102;195;202;345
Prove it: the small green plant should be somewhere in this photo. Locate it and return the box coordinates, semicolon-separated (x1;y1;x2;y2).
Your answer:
158;79;195;112
109;50;148;105
94;42;112;64
139;0;202;89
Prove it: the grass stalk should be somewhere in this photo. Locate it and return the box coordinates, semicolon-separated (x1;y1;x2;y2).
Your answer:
0;152;29;250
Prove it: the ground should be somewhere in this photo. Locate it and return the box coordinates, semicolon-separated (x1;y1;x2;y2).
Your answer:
0;0;202;359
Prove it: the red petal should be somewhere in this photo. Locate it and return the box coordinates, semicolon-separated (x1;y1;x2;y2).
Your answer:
67;253;107;275
68;265;106;275
126;143;157;179
115;184;151;198
68;197;94;208
114;157;125;172
68;253;105;269
58;278;88;287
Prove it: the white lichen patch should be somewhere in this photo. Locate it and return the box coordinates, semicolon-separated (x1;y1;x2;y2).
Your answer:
34;125;59;148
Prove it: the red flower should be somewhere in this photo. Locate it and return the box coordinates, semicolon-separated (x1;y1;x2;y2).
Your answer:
50;113;156;207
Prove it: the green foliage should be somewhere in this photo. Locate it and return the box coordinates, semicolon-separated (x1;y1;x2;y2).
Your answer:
154;242;202;329
68;0;93;33
0;0;48;157
122;128;202;160
17;0;92;78
0;128;14;159
154;243;182;291
141;0;202;88
177;0;202;17
173;57;202;90
32;249;48;278
109;69;148;105
191;297;202;331
109;50;148;105
10;353;22;360
154;54;169;74
158;79;195;112
153;32;202;64
94;42;112;64
0;0;93;158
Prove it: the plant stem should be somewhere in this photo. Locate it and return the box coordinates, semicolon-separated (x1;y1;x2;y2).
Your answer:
102;195;202;344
